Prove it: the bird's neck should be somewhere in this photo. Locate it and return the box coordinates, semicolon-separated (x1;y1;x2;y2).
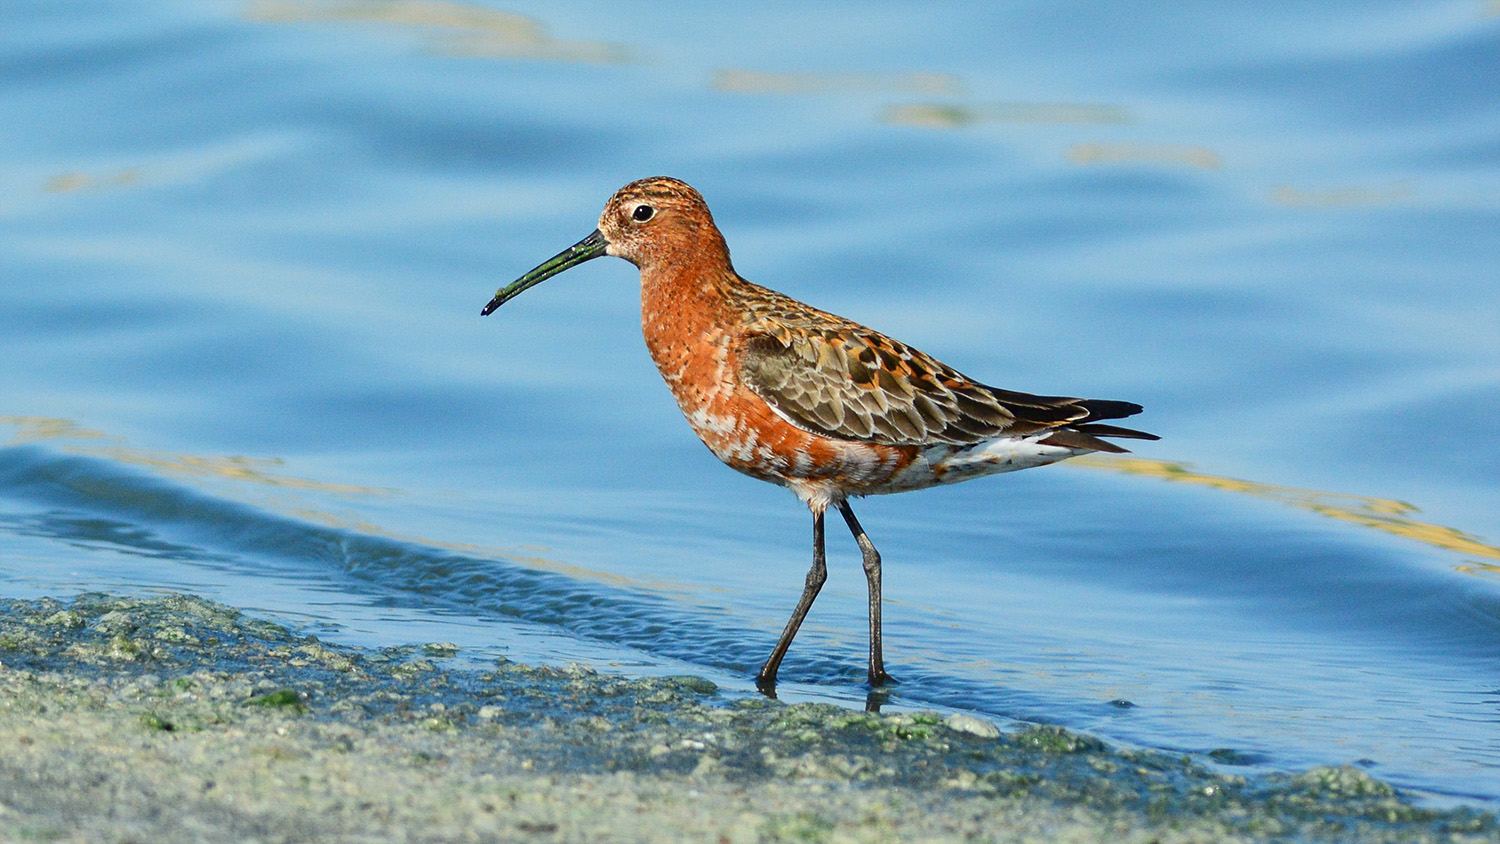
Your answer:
637;249;745;392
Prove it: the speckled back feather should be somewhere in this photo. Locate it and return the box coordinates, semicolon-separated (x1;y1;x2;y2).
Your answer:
731;281;1151;451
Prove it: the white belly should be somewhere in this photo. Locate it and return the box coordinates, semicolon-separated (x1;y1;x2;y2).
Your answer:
867;436;1085;496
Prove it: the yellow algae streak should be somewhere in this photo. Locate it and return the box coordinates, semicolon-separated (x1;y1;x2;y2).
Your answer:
1066;142;1221;170
0;416;659;590
1;415;385;496
89;448;392;496
1269;181;1413;208
713;70;964;97
882;102;1130;129
245;0;629;63
1075;454;1500;568
1;417;115;444
44;169;144;195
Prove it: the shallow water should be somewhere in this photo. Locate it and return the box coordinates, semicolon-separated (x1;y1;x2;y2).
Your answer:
3;0;1498;804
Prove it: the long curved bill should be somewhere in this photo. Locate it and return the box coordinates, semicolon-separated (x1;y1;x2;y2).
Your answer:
481;229;610;316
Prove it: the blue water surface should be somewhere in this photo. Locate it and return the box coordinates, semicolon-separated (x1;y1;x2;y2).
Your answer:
3;0;1499;804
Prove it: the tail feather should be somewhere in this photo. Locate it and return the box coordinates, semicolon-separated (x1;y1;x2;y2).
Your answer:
987;388;1157;453
1074;398;1145;421
1072;422;1160;441
1039;429;1131;454
1041;400;1159;454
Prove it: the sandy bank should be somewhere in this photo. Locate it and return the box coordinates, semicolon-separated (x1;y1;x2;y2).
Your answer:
0;592;1494;843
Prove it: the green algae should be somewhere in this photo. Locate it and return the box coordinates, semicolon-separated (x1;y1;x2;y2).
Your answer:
138;712;175;732
246;688;307;713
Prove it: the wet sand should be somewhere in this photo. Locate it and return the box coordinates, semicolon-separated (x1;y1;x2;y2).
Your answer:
0;592;1494;843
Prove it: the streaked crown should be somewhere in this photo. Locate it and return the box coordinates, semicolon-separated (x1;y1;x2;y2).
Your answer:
598;176;729;270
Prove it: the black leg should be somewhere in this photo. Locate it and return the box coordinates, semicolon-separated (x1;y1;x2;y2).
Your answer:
837;500;894;686
756;508;827;691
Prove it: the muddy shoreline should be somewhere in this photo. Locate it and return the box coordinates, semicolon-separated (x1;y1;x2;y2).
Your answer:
0;592;1494;843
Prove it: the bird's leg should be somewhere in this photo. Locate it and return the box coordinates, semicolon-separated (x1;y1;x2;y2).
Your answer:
837;500;894;686
756;508;827;692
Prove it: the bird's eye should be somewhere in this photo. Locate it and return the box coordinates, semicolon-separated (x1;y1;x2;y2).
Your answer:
632;204;655;222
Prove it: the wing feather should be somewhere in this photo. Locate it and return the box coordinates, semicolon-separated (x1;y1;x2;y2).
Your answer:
740;325;1155;448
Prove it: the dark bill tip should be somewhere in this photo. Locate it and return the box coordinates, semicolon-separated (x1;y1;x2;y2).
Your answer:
481;228;609;316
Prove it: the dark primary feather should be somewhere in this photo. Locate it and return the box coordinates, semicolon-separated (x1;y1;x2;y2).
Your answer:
739;323;1157;451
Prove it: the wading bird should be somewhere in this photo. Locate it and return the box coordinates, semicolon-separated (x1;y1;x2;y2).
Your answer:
483;177;1156;690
